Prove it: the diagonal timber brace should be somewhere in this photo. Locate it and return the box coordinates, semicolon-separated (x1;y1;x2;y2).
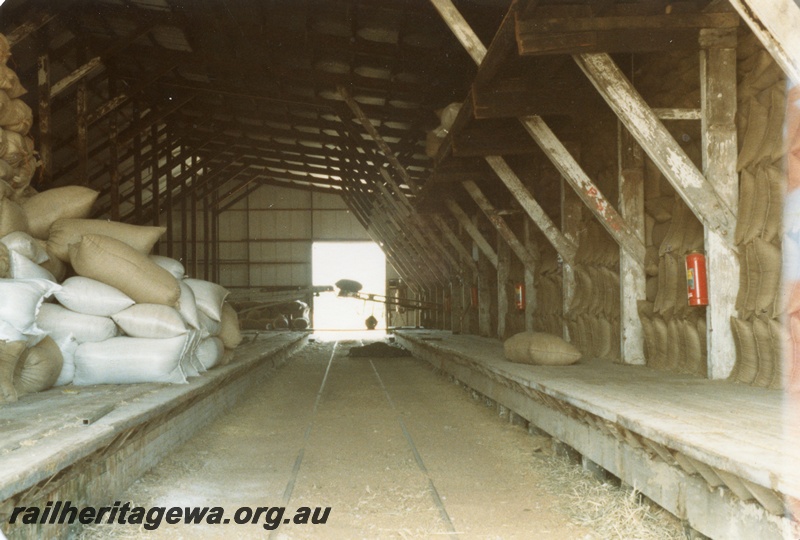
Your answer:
573;53;736;237
462;180;540;272
484;155;577;265
520;116;646;266
445;199;498;268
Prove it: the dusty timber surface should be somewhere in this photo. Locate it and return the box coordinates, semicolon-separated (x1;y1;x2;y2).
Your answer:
78;338;607;539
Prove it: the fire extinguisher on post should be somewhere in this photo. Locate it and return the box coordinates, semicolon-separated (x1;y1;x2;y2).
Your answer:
514;283;525;311
685;252;708;306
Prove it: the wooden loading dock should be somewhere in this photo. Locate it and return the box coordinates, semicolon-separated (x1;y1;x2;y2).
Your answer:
1;0;799;538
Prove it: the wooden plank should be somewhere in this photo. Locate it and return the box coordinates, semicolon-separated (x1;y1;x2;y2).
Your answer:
6;11;59;46
338;85;419;193
573;53;736;237
561;183;581;340
497;240;511;338
521;116;645;266
477;251;494;337
430;214;479;277
36;54;51;185
618;125;646;365
0;333;307;526
452;123;538;155
445;199;498;268
726;0;800;84
700;29;739;380
76;82;88;185
397;334;788;540
51;57;103;97
429;0;487;65
516;27;703;55
377;168;458;272
517;12;740;33
395;331;799;504
522;219;537;332
463;180;540;272
472;0;519;89
484;155;577;264
472;76;600;119
653;108;702;121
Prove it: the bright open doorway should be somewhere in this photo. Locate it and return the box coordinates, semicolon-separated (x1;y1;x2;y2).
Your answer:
312;242;386;331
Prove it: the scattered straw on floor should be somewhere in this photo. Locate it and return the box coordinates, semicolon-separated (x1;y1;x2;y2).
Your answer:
535;453;685;540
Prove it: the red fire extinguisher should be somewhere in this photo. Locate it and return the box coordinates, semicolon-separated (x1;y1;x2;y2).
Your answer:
514;283;525;311
686;252;708;306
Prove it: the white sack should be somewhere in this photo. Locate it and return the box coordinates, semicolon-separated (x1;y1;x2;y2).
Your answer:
195;337;224;370
183;278;229;322
182;329;204;376
53;333;78;386
150;255;185;280
9;250;56;281
1;231;48;263
55;276;135;317
112;304;188;339
177;281;200;329
198;311;221;337
73;335;188;385
37;303;118;343
0;278;59;334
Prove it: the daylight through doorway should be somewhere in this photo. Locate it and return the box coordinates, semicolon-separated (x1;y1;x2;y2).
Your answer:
312;242;386;331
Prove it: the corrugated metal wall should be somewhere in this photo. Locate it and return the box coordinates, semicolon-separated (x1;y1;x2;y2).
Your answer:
162;184;380;289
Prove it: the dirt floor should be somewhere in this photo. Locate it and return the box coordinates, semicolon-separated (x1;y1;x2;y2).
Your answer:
80;337;684;539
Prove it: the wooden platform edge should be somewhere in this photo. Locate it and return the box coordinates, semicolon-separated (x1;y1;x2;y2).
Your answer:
396;332;795;540
0;332;309;540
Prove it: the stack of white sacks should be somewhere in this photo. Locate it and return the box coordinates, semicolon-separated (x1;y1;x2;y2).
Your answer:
0;185;243;404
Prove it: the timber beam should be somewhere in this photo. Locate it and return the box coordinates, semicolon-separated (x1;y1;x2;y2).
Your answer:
484;155;577;265
520;116;645;266
462;180;539;272
573;53;736;237
721;0;800;83
446;199;498;269
515;8;739;56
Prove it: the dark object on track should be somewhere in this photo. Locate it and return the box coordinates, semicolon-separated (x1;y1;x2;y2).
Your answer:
348;342;412;358
336;279;363;294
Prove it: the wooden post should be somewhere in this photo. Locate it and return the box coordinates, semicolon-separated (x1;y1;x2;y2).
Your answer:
520;117;645;266
150;125;161;249
701;28;739;379
76;81;88;185
108;67;120;221
211;188;220;284
574;53;736;237
190;165;199;278
165;136;175;258
477;245;494;337
37;53;51;185
181;157;189;266
562;181;582;341
618;123;646;365
132;102;144;224
497;238;511;339
523;219;538;331
202;192;211;280
450;274;463;333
